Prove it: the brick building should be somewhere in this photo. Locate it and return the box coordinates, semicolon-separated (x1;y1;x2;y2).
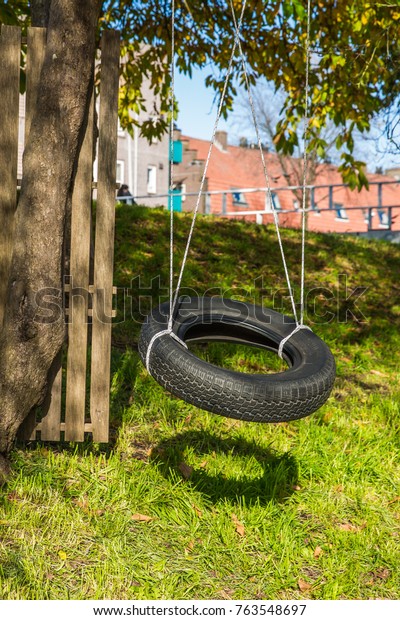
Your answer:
173;130;400;235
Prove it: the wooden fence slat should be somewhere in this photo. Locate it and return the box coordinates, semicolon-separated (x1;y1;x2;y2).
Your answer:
90;30;120;443
64;89;94;442
39;351;63;441
0;25;21;328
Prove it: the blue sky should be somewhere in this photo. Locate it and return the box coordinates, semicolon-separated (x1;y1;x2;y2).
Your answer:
174;66;231;141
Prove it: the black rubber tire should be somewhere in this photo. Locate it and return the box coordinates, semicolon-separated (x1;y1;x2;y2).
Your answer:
138;297;336;423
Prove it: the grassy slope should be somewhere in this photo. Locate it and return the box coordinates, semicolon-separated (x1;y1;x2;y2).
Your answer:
0;205;399;600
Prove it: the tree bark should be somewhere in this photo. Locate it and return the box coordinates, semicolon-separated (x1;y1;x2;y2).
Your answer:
31;0;51;28
0;0;101;478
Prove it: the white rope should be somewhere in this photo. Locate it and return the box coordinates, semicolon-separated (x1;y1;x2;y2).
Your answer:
146;0;247;373
280;0;312;353
229;0;298;323
278;324;312;359
168;0;176;330
300;0;311;326
168;0;248;321
229;0;314;357
145;328;188;373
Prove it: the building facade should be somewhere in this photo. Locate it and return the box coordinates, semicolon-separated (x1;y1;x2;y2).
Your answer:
173;130;400;236
115;78;169;207
17;80;170;207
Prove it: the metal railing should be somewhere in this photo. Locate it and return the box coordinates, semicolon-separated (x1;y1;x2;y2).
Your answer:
116;180;400;233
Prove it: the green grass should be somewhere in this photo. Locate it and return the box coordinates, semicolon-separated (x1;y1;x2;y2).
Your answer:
1;205;399;600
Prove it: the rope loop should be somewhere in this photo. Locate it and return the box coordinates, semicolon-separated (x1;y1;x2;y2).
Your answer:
145;328;188;374
278;324;313;359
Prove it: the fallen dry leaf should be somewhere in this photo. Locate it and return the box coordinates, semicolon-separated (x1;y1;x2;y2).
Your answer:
131;513;153;522
313;546;323;559
217;588;234;600
338;523;357;531
185;540;195;554
373;568;391;581
232;513;245;537
388;496;400;505
298;578;312;592
192;504;203;518
179;462;193;479
338;522;363;532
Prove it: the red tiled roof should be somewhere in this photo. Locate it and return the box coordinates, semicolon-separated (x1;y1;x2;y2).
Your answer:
180;135;400;233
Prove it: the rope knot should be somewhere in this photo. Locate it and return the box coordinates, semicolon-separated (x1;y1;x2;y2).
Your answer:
278;324;313;359
145;328;187;373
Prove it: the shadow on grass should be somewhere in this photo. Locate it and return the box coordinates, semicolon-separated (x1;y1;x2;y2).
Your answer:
150;430;299;506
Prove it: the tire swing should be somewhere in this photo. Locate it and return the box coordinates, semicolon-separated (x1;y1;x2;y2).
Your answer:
139;0;336;423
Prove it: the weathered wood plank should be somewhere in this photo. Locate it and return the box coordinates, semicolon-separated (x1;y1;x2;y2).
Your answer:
0;25;21;328
64;88;94;441
39;351;63;441
90;31;120;443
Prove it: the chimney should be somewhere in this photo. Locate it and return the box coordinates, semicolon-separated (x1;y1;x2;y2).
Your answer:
215;130;228;151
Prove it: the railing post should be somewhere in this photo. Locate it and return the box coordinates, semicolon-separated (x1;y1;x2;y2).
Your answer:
328;185;333;210
222;192;227;215
310;186;316;211
205;192;211;214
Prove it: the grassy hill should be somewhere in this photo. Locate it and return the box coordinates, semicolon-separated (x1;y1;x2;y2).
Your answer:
1;205;399;600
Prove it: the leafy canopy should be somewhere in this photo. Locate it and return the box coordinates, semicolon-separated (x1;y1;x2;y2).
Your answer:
1;0;399;189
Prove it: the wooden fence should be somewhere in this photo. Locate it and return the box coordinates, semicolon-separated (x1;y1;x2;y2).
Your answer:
0;25;120;443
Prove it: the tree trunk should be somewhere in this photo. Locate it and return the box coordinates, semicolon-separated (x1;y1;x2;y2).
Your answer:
0;0;101;478
31;0;51;28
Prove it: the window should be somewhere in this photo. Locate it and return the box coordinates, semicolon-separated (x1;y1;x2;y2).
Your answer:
116;160;124;185
265;192;281;212
147;165;157;194
363;209;372;224
334;203;348;221
232;189;247;206
378;209;389;228
181;183;186;202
